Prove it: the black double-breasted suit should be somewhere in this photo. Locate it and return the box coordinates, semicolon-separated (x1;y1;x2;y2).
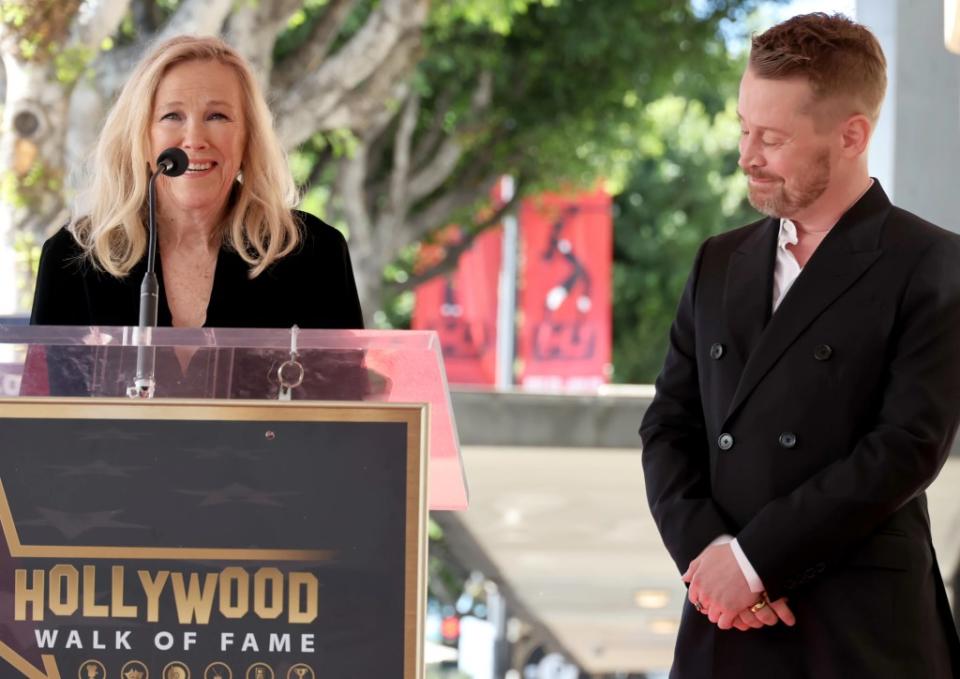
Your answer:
640;182;960;677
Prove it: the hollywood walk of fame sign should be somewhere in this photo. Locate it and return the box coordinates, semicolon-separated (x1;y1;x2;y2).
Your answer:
0;399;427;679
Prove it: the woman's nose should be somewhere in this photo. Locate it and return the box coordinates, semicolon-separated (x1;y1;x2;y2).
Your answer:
180;117;209;151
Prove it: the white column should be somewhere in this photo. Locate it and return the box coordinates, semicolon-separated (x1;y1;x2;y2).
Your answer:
859;1;960;232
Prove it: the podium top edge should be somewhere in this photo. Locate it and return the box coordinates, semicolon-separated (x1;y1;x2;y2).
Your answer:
0;325;443;350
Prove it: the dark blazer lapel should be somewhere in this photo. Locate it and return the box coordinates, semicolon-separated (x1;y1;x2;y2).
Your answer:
724;219;777;365
723;182;891;425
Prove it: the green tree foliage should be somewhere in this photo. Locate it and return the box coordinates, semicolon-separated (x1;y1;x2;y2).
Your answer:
612;95;761;383
364;0;764;323
413;0;758;200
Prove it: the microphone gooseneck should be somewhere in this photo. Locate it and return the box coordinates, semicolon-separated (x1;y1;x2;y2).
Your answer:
129;147;189;399
146;147;189;279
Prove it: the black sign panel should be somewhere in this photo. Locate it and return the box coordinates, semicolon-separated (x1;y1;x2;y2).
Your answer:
0;400;427;679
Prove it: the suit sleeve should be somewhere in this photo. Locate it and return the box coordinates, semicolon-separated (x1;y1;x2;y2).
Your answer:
640;240;735;573
30;230;90;325
737;237;960;598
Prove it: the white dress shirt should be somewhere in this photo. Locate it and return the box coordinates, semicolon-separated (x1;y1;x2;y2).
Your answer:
772;218;803;312
724;218;804;593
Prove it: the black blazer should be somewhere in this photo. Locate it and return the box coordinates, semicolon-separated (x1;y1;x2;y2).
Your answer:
640;182;960;678
30;210;363;329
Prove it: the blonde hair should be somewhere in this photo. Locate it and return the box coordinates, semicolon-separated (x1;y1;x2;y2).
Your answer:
71;35;299;278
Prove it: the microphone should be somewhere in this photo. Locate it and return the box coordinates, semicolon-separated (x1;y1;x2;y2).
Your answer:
142;147;188;323
129;147;189;399
156;146;189;178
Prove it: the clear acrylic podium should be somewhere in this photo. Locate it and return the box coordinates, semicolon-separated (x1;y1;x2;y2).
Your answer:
0;325;467;510
0;325;467;679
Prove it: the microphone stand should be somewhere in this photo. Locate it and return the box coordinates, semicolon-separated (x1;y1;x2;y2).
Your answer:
128;149;187;398
128;166;164;398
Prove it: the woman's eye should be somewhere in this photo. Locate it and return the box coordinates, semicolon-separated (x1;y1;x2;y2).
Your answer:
208;112;228;121
160;112;181;121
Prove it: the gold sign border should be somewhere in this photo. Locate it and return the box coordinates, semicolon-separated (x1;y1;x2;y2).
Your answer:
0;397;428;679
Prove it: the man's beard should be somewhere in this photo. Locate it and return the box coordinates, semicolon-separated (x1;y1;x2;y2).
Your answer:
746;149;831;218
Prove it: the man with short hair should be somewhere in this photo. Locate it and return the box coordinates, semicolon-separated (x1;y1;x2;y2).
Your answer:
640;13;960;677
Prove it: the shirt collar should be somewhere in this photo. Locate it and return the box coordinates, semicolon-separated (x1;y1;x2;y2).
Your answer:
778;218;798;250
774;178;876;252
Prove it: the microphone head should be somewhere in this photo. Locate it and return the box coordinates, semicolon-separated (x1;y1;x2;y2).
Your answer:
156;147;189;177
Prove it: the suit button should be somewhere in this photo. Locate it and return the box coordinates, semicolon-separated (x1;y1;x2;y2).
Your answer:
814;344;833;361
710;343;725;360
718;433;734;450
778;432;797;449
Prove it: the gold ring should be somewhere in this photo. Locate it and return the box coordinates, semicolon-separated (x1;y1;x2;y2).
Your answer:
749;599;767;613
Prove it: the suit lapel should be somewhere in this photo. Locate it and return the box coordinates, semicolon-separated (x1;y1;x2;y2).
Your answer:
723;182;891;425
724;219;777;365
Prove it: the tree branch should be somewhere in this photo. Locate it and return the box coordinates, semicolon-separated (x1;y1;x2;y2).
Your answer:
155;0;233;41
94;0;233;96
355;81;410;219
224;0;303;85
409;86;456;172
364;71;489;208
311;31;420;137
364;80;411;144
271;0;360;94
297;145;334;194
335;139;373;251
390;90;419;216
402;170;500;247
406;135;462;204
406;70;492;203
273;0;428;148
92;38;142;95
362;112;397;193
389;183;523;295
130;0;160;33
71;0;133;48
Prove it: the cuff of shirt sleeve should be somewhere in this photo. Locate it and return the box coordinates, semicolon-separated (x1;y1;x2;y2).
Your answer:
709;534;733;547
730;538;766;593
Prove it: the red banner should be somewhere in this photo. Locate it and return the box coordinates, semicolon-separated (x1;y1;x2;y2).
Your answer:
411;226;502;385
517;189;612;391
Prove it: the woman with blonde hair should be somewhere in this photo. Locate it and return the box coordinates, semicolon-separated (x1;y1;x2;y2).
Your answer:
31;35;363;329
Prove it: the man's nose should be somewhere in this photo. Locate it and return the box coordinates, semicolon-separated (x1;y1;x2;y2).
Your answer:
738;135;764;172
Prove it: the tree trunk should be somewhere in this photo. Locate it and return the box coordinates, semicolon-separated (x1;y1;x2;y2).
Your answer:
0;0;439;318
0;53;71;314
353;248;387;327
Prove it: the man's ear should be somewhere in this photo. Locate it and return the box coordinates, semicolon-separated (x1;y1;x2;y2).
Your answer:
840;114;872;158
